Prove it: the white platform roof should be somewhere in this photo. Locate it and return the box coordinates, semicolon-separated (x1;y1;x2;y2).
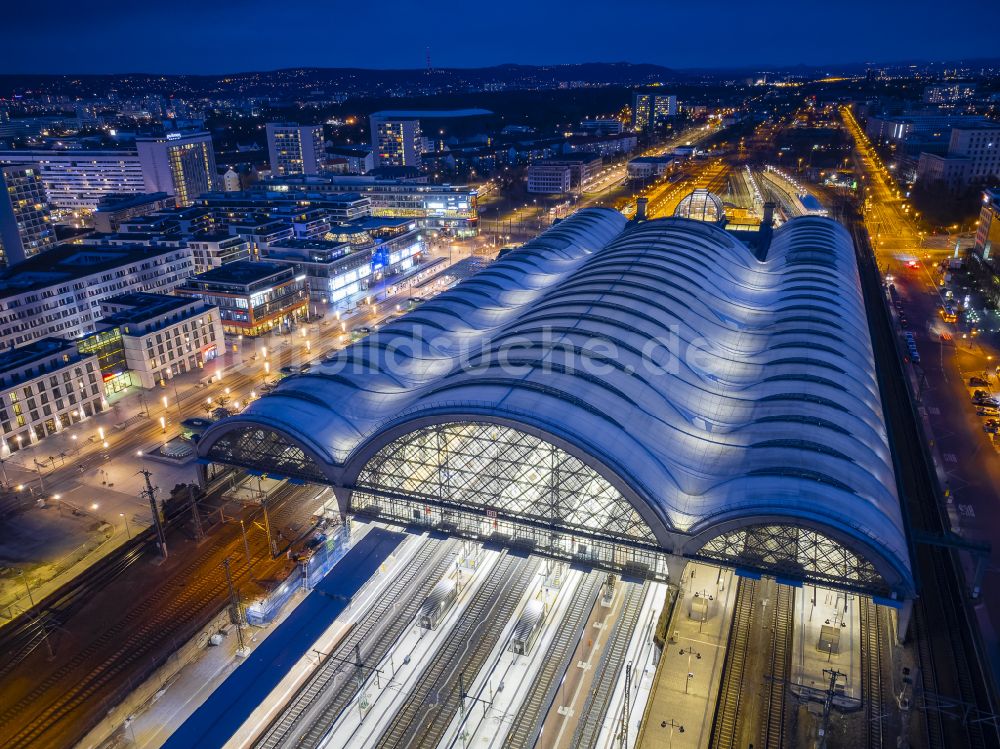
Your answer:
200;208;912;594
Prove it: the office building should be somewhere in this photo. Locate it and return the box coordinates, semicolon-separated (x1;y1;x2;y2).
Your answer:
0;149;145;210
264;226;423;306
532;154;603;191
92;193;174;233
916;123;1000;190
0;244;194;350
90;293;225;389
947;124;1000;181
527;163;573;194
632;92;678;131
0;338;104;452
0;164;56;267
263;175;479;235
228;217;294;256
185;232;252;274
136;130;217;207
266;123;325;176
627;155;674;180
172;261;308;337
865;113;987;145
196;190;372;227
562;134;637;158
579;118;624;135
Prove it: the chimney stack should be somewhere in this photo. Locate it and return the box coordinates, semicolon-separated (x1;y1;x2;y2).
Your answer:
762;201;775;228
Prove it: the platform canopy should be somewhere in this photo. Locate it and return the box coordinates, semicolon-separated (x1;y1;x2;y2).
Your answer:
199;208;914;599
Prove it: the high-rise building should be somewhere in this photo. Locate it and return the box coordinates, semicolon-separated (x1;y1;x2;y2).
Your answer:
136;130;217;207
632;92;678;131
370;114;423;167
0;164;57;267
266;123;325;176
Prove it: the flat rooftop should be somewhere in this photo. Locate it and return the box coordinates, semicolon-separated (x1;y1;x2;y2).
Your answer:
94;193;172;212
99;292;198;326
0;244;187;299
0;337;78;375
180;260;290;287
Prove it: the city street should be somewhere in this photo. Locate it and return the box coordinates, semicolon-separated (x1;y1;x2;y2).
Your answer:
0;237;488;621
843;106;1000;673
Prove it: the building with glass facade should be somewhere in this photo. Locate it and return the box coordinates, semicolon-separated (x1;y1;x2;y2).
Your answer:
136;130;217;207
172;261;308;337
92;292;225;389
198;209;915;603
0;164;56;267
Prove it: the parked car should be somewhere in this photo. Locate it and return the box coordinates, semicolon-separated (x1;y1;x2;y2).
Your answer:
984;419;1000;434
970;377;990;388
977;406;1000;417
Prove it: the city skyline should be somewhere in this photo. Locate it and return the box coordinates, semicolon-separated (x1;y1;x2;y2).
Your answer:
3;0;997;75
1;14;999;747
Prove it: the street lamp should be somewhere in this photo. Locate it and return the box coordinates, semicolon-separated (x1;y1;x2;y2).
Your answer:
17;568;34;607
660;719;684;749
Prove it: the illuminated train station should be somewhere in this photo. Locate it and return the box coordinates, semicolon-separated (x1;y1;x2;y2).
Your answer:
198;207;913;606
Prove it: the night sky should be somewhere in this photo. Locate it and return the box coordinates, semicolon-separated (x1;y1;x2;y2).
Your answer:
3;0;994;74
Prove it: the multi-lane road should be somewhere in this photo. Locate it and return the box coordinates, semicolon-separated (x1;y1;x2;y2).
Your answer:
843;106;1000;746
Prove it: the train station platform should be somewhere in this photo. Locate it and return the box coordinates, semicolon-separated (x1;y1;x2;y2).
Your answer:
160;525;405;749
635;562;738;748
790;585;862;706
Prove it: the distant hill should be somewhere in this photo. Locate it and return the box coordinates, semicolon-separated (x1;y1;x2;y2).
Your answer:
0;63;692;100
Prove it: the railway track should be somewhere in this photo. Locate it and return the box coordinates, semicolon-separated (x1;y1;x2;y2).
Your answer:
760;583;794;749
848;211;1000;749
709;577;757;749
569;579;649;749
502;570;603;749
0;483;316;749
861;597;886;749
253;537;458;749
373;552;539;749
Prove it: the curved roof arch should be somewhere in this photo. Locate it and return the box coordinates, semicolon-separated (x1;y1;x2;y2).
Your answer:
199;209;912;596
674;189;726;222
